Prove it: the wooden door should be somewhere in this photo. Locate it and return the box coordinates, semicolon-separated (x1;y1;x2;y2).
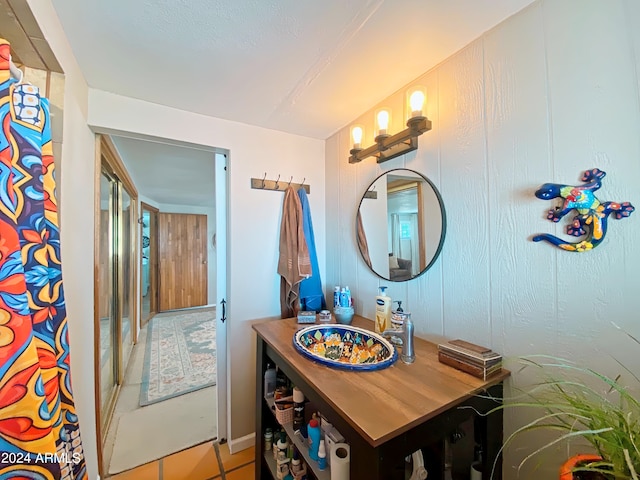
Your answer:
158;212;208;311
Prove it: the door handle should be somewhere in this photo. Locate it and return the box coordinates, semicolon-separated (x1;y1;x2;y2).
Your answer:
220;299;226;323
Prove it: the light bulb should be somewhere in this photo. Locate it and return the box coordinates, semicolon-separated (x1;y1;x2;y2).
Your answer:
351;126;363;148
377;110;390;135
409;90;425;117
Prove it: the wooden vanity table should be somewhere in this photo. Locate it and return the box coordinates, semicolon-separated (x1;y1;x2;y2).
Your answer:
253;315;510;480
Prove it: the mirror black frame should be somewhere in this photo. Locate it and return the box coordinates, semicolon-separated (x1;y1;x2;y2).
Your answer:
356;168;446;282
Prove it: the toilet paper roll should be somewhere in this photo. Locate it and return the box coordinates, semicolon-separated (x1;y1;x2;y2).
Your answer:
470;462;483;480
330;443;350;480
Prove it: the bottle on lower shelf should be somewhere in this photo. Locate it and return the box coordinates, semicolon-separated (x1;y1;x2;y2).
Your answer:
293;387;305;431
263;383;332;480
276;431;291;480
307;417;321;462
290;449;307;479
317;439;326;471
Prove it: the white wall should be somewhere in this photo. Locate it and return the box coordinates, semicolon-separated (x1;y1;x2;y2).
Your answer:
87;89;326;446
325;1;640;478
26;1;99;478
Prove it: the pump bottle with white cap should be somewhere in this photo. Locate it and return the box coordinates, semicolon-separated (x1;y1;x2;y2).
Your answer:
375;286;392;333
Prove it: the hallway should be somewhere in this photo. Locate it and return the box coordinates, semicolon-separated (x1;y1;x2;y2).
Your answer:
104;314;217;476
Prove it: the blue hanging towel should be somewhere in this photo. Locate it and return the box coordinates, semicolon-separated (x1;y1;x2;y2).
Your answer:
297;187;326;312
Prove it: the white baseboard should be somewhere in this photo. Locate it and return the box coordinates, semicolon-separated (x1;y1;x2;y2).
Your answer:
228;432;255;454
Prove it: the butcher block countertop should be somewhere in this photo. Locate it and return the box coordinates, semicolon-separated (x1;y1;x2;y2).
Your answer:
253;315;510;448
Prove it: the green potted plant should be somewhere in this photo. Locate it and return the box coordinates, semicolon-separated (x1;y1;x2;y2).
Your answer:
491;331;639;480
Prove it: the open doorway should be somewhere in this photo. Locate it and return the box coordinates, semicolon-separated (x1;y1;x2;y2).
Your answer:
140;203;159;326
95;133;228;477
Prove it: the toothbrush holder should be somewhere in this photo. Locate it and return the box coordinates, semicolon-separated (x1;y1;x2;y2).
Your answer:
333;306;354;324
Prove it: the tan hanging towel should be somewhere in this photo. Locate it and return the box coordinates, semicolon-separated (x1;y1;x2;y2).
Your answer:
356;210;372;268
278;186;311;318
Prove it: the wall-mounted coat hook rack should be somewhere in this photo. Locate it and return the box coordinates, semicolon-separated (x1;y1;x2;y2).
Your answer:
251;174;310;194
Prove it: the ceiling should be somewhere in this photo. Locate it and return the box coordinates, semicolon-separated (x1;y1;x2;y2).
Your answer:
51;0;535;207
50;0;535;140
110;135;215;207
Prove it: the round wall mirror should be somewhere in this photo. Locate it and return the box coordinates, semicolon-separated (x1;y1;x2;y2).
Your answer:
356;168;446;282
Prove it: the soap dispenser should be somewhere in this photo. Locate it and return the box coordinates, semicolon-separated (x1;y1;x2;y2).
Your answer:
391;300;410;335
375;286;392;333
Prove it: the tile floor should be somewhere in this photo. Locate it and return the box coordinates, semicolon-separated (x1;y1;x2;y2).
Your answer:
106;441;255;480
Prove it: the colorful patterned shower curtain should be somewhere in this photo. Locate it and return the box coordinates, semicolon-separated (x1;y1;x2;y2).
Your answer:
0;39;87;479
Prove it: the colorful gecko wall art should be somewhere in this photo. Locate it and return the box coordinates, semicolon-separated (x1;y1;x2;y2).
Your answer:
533;168;634;252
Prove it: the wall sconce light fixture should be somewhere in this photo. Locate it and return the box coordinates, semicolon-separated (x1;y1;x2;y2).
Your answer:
349;87;432;164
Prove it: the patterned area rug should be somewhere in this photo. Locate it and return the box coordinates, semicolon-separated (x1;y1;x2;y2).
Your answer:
140;307;216;406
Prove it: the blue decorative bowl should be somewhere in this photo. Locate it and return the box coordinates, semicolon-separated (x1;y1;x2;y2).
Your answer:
292;324;398;371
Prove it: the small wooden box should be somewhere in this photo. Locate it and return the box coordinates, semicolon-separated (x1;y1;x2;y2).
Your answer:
438;351;502;381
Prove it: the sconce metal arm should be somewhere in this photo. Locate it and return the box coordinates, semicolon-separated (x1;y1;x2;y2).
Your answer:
349;116;432;164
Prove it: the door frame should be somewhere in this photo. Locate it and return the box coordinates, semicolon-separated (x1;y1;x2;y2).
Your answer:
94;134;139;477
215;152;229;442
140;202;159;325
91;128;230;467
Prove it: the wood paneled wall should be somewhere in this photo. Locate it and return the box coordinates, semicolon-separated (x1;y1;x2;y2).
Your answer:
325;1;640;478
